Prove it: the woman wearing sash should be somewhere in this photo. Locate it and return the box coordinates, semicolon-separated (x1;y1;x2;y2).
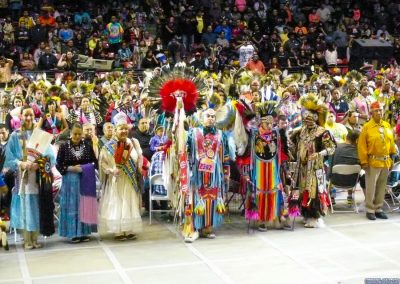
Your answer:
5;106;55;249
98;113;143;241
56;123;98;243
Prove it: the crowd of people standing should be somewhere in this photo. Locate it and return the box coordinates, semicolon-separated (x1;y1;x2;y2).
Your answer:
0;0;399;249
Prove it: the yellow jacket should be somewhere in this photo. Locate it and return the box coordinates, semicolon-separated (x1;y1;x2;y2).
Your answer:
357;119;396;168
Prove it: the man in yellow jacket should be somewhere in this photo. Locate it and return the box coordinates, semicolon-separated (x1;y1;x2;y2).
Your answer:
358;101;397;220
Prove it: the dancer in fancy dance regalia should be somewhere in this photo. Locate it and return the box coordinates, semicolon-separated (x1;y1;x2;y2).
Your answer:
188;108;230;241
245;102;285;231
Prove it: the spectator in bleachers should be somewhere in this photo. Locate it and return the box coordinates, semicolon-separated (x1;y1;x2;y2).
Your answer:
332;25;348;59
246;53;265;75
38;9;56;28
87;33;100;57
190;51;206;71
105;15;124;53
162;16;177;45
73;31;86;54
74;8;91;26
57;51;77;72
294;21;308;36
9;0;22;21
19;52;36;71
58;22;74;43
276;46;290;69
308;8;321;25
141;50;158;70
0;56;13;85
118;41;133;68
151;37;164;54
49;35;62;55
3;16;15;46
214;20;232;42
18;10;35;30
142;31;154;48
30;22;48;48
216;32;229;49
167;36;185;65
325;42;338;66
37;45;57;70
61;40;79;56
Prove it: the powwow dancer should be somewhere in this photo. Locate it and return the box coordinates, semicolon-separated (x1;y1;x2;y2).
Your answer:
245;102;285;231
290;94;336;228
5;108;55;249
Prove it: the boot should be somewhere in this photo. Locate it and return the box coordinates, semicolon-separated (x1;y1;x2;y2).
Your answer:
23;231;33;250
32;231;42;249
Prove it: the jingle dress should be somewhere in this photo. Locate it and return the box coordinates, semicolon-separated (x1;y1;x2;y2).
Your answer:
98;138;143;234
56;139;97;238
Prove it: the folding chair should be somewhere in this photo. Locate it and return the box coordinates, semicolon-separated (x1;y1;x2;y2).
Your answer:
149;174;173;225
385;162;400;211
329;164;361;213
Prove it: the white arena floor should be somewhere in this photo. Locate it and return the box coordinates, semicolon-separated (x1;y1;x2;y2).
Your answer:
2;196;400;284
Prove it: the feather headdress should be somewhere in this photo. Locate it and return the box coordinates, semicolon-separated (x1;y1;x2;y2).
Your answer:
345;70;363;82
66;81;94;96
255;101;278;118
299;93;328;126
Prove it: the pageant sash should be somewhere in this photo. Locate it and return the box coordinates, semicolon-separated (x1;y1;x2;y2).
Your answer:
105;140;139;192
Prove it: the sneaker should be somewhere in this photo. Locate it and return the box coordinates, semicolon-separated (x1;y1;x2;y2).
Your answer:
366;213;376;220
375;212;388;219
257;224;267;232
206;233;216;239
184;231;199;243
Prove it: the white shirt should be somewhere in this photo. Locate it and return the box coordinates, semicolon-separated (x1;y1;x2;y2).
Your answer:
325;49;338;65
239;44;255;67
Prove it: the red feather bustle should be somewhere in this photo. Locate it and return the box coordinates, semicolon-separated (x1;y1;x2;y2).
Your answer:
159;79;199;113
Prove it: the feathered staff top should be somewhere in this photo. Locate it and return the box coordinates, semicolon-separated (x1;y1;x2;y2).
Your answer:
146;67;206;115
